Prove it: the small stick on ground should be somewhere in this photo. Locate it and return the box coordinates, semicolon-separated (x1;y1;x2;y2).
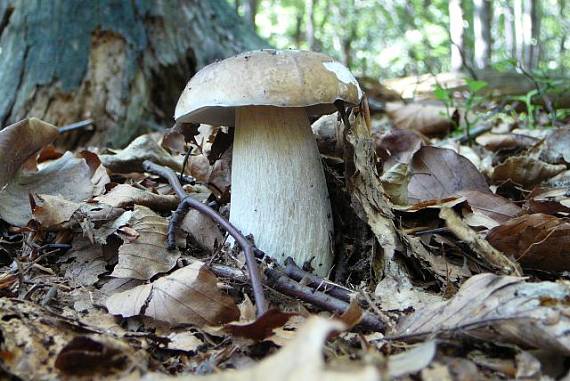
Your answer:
58;119;94;134
142;160;268;316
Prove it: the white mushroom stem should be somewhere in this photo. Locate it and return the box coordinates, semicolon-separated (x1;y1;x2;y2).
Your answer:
230;105;334;277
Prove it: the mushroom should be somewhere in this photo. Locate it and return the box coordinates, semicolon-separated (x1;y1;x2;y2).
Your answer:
175;49;362;276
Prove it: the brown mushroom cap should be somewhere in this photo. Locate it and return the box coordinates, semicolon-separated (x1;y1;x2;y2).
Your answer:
174;49;363;126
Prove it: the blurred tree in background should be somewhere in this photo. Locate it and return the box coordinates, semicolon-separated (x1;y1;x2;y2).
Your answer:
232;0;569;79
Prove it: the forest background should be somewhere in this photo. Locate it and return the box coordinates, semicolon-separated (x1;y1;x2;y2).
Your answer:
232;0;569;78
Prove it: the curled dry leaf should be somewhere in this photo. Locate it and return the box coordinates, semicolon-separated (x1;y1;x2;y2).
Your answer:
181;209;224;252
344;106;398;261
475;133;539;152
396;273;570;354
100;134;182;173
386;102;459;137
408;146;489;203
539;127;570;164
0;118;59;190
224;309;298;342
94;183;179;211
0;152;107;226
490;156;566;188
111;205;181;280
375;128;424;172
32;194;81;230
457;190;521;227
486;213;570;271
526;187;570;215
142;316;379;381
106;261;240;327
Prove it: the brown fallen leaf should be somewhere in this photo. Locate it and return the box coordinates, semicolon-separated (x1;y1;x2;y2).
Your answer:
395;273;570;354
142;316;379;381
408;146;489;203
490;156;566;188
224;309;298;342
0;152;107;226
31;194;81;230
106;261;240;327
111;205;181;280
100;134;182;173
476;132;539;152
386;102;459;137
94;183;179;211
486;213;570;271
457;190;522;227
181;209;224;252
0;298;148;380
539;127;570;164
375;128;424;171
0;118;59;191
526;187;570;215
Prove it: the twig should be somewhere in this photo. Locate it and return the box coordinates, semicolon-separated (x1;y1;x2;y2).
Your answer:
210;263;384;332
58;119;94;134
142;160;268;316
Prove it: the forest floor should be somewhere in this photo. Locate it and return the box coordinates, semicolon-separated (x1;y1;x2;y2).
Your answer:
1;76;570;380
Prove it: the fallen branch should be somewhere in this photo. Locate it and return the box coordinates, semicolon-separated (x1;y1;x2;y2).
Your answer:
142;160;268;316
142;160;385;331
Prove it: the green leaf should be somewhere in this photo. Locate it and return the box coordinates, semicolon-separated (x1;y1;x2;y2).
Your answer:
434;85;451;102
466;79;488;93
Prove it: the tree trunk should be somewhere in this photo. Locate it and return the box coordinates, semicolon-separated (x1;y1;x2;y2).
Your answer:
473;0;492;69
514;0;525;64
0;0;266;147
561;0;567;60
528;0;540;69
306;0;316;51
503;2;515;58
448;0;465;71
242;0;258;30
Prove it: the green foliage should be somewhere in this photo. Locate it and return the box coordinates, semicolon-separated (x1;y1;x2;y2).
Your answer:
230;0;570;79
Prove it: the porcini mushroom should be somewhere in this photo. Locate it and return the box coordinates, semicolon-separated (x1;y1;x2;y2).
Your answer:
175;49;362;276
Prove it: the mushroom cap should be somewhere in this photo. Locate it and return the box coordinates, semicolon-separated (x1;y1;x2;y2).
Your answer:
175;49;363;126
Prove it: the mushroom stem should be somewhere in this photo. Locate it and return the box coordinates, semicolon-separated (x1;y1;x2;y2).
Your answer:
231;106;334;277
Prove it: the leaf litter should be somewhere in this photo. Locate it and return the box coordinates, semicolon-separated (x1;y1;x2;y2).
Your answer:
2;91;570;381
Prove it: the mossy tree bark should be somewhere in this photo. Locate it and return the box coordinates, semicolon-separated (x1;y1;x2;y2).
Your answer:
0;0;266;146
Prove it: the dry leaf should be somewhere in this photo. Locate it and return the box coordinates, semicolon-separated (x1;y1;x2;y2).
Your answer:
540;127;570;164
476;133;539;152
386;102;459;137
0;118;59;190
111;205;181;280
526;187;570;215
106;261;239;327
32;194;81;229
225;309;298;341
490;156;566;188
486;213;570;271
457;190;521;226
375;128;424;171
141;316;379;381
0;298;147;380
396;273;570;354
408;146;489;204
100;134;182;173
94;183;179;211
0;152;104;226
